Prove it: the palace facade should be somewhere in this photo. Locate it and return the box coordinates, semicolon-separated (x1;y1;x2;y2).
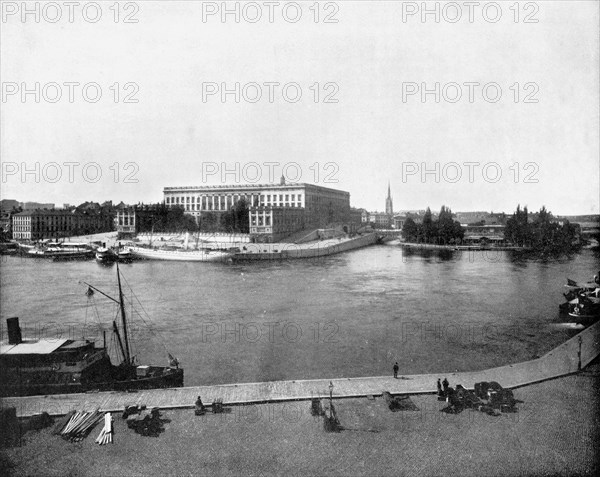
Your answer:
164;180;351;242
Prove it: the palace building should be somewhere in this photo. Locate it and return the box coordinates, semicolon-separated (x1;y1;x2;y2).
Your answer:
164;179;351;242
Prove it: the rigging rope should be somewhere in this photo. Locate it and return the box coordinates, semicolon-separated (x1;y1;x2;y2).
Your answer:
80;272;176;364
119;273;173;356
85;295;107;341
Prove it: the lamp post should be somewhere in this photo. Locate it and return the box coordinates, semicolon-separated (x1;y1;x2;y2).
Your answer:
326;381;337;430
578;336;582;371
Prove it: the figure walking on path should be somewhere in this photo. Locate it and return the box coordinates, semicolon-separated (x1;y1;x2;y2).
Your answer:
437;378;442;396
393;362;399;379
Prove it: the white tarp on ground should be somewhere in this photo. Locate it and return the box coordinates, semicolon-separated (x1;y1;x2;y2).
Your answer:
0;339;68;355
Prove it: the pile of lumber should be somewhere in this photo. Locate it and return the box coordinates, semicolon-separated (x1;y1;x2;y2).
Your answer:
54;410;103;442
95;413;114;445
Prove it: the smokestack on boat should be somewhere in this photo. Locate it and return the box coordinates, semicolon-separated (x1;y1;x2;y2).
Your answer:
7;317;22;345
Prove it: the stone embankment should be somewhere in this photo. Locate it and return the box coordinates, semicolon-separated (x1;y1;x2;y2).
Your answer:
3;319;599;418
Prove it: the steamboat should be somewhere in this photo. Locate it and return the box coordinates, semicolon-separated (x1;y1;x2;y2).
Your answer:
0;265;183;397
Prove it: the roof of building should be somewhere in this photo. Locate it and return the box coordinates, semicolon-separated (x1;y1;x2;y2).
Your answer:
14;209;112;217
368;211;390;216
0;339;68;355
14;209;69;216
164;183;349;195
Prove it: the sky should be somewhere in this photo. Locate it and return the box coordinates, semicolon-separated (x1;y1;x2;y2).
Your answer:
1;0;599;215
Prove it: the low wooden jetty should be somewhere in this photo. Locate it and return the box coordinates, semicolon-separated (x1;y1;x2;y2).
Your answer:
3;320;599;418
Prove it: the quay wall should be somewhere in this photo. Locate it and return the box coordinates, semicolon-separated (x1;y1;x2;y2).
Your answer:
232;233;379;260
3;319;599;418
401;242;529;251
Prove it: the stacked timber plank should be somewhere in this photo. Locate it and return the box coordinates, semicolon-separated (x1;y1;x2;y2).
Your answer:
54;409;103;442
95;413;114;445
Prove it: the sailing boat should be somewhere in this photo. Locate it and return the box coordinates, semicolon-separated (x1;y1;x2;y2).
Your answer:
0;264;183;397
126;232;233;262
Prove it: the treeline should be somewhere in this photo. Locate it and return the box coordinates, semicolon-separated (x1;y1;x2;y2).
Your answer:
504;205;579;253
198;199;250;234
136;204;198;233
402;206;464;244
136;200;250;234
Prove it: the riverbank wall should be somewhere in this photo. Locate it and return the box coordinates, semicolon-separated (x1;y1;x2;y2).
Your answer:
232;233;379;261
401;242;531;251
3;318;599;418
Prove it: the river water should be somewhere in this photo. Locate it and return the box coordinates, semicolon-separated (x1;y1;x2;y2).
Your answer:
1;245;598;387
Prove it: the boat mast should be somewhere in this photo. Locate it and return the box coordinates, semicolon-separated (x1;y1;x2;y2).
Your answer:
83;279;128;364
116;263;132;365
112;321;126;362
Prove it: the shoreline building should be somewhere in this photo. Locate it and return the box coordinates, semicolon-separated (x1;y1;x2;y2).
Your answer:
12;209;113;240
164;179;351;242
114;203;137;238
1;200;56;237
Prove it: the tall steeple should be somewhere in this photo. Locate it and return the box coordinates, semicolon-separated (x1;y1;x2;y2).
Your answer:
385;181;393;215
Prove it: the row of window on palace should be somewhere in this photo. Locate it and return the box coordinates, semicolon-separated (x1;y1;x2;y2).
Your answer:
13;221;105;229
250;216;304;227
13;216;106;224
116;217;133;226
251;215;271;227
14;226;65;232
166;194;303;209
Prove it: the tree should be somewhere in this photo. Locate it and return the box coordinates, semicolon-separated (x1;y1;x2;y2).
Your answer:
199;212;219;233
402;207;463;244
402;218;418;241
232;199;249;233
217;199;249;233
452;220;465;243
505;204;531;247
504;205;580;254
135;204;198;233
220;210;234;232
422;207;434;242
437;206;455;244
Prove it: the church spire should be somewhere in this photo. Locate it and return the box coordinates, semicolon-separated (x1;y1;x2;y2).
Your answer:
385;182;393;215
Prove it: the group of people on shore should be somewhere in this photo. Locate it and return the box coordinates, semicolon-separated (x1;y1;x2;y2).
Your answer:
437;378;450;397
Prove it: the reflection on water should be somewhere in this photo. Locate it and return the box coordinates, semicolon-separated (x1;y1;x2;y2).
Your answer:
0;246;597;386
